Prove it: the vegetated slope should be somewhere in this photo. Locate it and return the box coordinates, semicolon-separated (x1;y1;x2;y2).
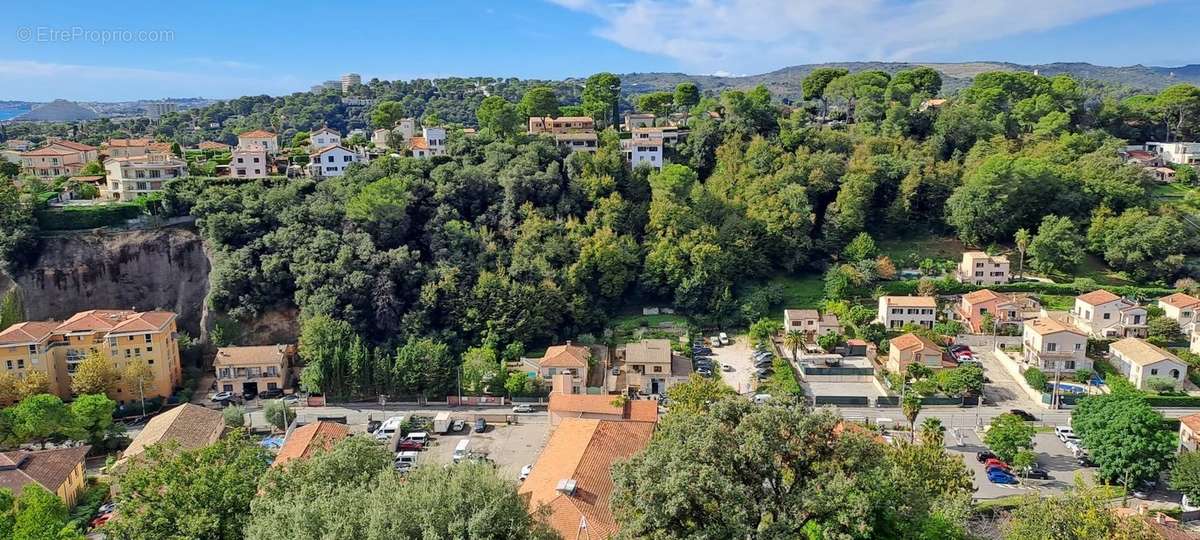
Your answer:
620;61;1200;100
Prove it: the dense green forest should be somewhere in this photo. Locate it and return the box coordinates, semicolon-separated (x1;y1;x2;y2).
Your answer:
4;67;1200;400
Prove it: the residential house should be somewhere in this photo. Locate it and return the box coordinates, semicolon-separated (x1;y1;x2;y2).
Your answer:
237;130;279;154
1119;147;1164;168
620;138;663;168
0;321;64;404
617;339;691;395
783;309;842;342
213;344;294;396
19;141;99;179
117;404;224;467
1180;414;1200;452
230;147;269;178
1108;337;1188;391
397;118;416;140
518;418;655;540
528;116;595;135
3;139;32;151
1021;317;1090;374
148;142;173;155
0;446;89;507
309;127;342;150
1111;505;1196;540
103;154;188;200
197;141;231;151
958;289;1022;333
1145;142;1200;168
409;127;447;158
308;145;359;177
1069;289;1148;338
1159;292;1200;332
272;421;349;468
554;132;599;153
1150;167;1178;183
886;333;945;372
877;296;937;330
956;251;1010;286
103;138;151;159
0;310;182;402
371;128;393;148
532;343;591;394
629;125;682;144
623;112;656;129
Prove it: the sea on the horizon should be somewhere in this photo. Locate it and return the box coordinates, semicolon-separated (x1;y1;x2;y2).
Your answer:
0;107;31;121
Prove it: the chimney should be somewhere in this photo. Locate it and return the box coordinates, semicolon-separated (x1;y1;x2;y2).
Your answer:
555;479;577;496
565;340;572;346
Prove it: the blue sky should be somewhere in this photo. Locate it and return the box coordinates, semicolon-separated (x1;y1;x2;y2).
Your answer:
0;0;1197;101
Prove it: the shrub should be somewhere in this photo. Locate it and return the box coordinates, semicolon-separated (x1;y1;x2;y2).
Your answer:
1023;367;1048;390
36;203;143;230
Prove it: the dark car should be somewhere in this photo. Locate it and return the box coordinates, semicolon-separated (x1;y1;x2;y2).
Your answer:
755;358;774;368
1076;455;1095;467
258;388;283;399
976;451;997;463
474;418;487;433
1009;409;1037;421
1021;467;1051;480
242;389;257;401
366;420;382;433
693;347;713;355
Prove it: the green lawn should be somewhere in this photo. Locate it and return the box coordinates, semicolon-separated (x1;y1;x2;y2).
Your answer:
1071;253;1136;286
1038;294;1076;311
877;235;967;265
1151;182;1191;199
768;274;825;309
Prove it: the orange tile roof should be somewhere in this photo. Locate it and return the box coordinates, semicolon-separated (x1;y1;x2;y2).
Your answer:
121;404;224;463
0;321;58;346
1077;289;1121;306
215;345;293;367
1160;292;1200;309
889;333;941;352
52;309;174;335
238;130;276;139
882;295;937;307
49;140;96;152
198;141;231;150
1024;316;1085;336
962;289;1001;304
627;400;659;422
519;419;654;540
272;421;349;467
109;311;175;334
549;394;623;416
0;446;89;496
106;138;150;148
1181;414;1200;434
21;146;76;157
540;344;591;369
408;136;428;150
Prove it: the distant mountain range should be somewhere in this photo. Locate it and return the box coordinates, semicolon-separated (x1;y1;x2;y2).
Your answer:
619;62;1200;101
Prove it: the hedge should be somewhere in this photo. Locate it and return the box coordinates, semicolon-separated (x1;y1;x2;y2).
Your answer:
875;278;1174;300
36;203;144;230
1144;395;1200;407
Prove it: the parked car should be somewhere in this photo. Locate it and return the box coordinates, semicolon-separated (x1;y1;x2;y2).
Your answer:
474;418;487;433
987;470;1018;485
754;358;773;368
281;394;302;405
451;419;466;433
1020;467;1051;480
97;502;116;515
719;332;731;345
984;458;1011;471
366;420;382;433
693;347;712;355
512;404;534;413
1009;409;1037;421
976;451;997;463
258;388;283;399
752;393;772;405
242;389;258;401
709;336;722;347
404;432;429;447
210;391;233;402
697;368;713;377
948;344;968;354
721;364;735;372
519;464;533;482
1076;455;1095;467
394;461;413;473
1065;440;1085;456
396;439;424;451
1054;426;1076;442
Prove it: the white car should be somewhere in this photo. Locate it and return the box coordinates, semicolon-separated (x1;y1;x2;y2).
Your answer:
519;464;533;482
210;391;233;402
719;332;731;346
709;336;722;348
1054;426;1076;442
512;404;534;413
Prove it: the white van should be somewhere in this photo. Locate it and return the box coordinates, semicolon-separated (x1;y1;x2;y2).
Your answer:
395;450;419;466
374;415;406;442
752;393;772;405
452;439;470;462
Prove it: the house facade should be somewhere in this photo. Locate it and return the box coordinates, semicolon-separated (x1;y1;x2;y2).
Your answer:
886;333;944;372
309;127;342;149
621;138;663;169
104;138;151;159
554;132;599;153
532;343;591;394
1159;292;1200;331
1108;337;1188;391
214;344;294;396
104;154;188;200
231;147;269;178
1145;142;1200;167
309;145;358;177
0;446;89;507
618;339;690;395
0;310;182;403
958;289;1021;333
877;296;937;330
956;251;1010;285
1069;289;1148;338
237;130;279;154
1181;414;1200;452
19;141;99;179
1022;317;1090;374
528;116;595;135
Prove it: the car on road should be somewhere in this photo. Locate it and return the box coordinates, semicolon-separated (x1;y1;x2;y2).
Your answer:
1009;409;1037;421
210;391;233;402
984;458;1010;472
1019;467;1051;480
258;388;283;399
1054;426;1076;441
976;451;997;463
719;332;731;345
281;394;302;405
474;418;487;433
721;364;735;372
396;439;424;451
987;469;1018;484
519;464;533;482
512;404;534;413
709;336;722;347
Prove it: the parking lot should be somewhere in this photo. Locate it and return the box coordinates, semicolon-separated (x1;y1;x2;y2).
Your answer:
709;335;756;394
944;428;1096;499
421;416;552;482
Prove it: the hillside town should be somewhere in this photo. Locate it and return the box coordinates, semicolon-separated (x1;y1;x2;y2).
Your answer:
6;4;1200;539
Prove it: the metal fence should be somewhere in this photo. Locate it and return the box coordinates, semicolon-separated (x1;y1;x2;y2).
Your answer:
803;366;876;376
814;396;870;406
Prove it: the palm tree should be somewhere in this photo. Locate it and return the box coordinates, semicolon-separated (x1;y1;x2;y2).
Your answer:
1015;228;1031;280
783;330;805;362
902;391;922;443
919;417;945;447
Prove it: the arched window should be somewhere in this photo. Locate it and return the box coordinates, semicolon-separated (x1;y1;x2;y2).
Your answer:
1171;369;1181;379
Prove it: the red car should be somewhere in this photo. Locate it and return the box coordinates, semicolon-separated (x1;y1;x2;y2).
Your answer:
984;458;1010;471
396;439;424;451
91;513;114;529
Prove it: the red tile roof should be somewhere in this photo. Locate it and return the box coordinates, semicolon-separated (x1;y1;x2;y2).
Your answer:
409;136;428;150
1077;289;1121;306
272;421;349;467
20;147;76;157
962;289;1001;304
238;130;276;139
890;333;942;352
0;321;58;346
120;404;224;463
549;394;623;416
49;140;96;152
1160;292;1200;309
53;309;174;335
540;344;591;369
0;446;89;496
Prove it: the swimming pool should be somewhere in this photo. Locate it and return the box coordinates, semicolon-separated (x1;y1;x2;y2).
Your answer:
1046;382;1088;395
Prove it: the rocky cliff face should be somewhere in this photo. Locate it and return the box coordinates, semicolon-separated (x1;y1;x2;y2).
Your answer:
6;225;211;336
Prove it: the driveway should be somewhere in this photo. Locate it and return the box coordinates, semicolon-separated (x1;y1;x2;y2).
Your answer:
711;335;755;394
977;349;1039;408
945;428;1096;499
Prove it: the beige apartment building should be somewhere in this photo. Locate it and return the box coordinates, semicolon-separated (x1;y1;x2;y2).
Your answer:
104;154;188;200
103;138;151;159
1021;317;1090;374
877;296;937;330
956;251;1010;286
213;344;294;396
528;116;595;135
237;130;279;154
230;147;270;178
0;310;182;404
19;141;99;179
618;339;691;395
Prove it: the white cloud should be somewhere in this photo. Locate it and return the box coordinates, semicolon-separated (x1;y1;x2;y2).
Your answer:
548;0;1161;73
0;59;302;100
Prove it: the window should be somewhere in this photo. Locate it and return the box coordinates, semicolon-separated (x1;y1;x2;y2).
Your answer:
236;157;244;164
1075;343;1082;351
223;384;233;392
1103;313;1111;320
144;334;152;343
253;157;260;163
1172;369;1181;379
1047;342;1057;352
4;360;10;370
27;344;36;354
16;359;23;369
267;382;278;390
326;155;334;163
124;349;131;358
1065;361;1076;370
1151;368;1159;375
343;155;353;162
653;366;662;373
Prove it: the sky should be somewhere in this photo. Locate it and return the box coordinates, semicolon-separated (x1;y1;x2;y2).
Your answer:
1;0;1198;101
